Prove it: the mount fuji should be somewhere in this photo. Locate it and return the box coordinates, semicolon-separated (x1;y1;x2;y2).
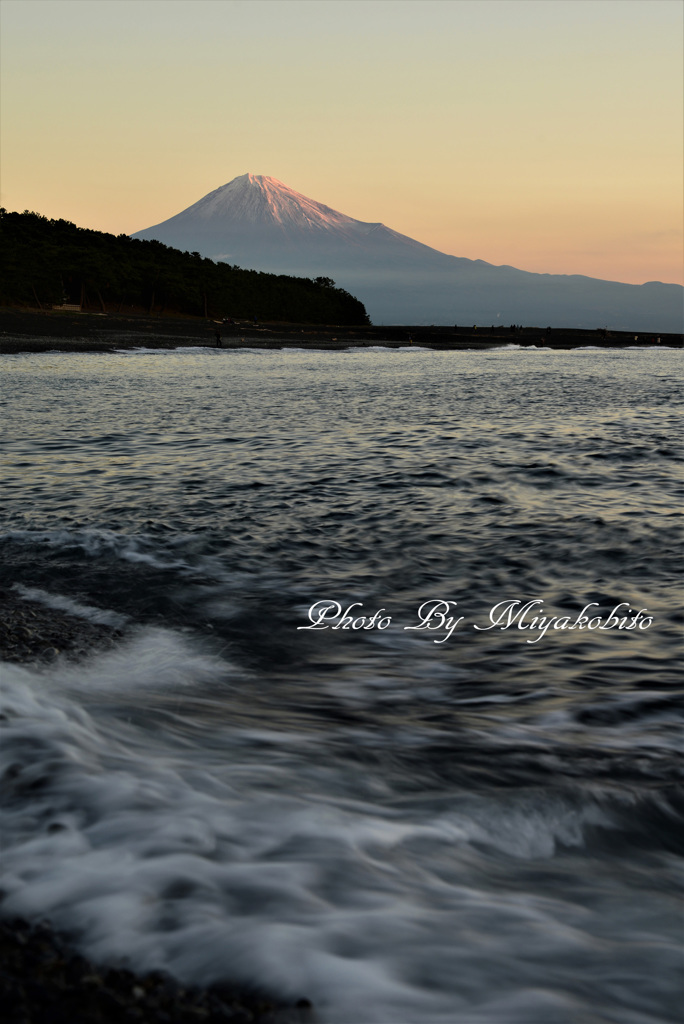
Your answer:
133;174;683;331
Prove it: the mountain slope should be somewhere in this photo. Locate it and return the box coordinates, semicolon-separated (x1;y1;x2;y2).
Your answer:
133;175;683;330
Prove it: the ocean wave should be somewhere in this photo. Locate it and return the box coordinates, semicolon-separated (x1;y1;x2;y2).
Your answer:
0;528;193;572
12;584;129;629
2;645;682;1023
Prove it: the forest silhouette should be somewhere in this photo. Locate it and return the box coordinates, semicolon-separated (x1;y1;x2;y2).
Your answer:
0;210;370;325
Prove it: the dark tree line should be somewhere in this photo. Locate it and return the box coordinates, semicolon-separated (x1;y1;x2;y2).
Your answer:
0;209;370;324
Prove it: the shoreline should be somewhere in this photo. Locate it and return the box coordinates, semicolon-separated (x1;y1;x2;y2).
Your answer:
1;307;681;353
0;590;313;1024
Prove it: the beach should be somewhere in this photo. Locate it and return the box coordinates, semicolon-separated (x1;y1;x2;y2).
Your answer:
1;307;681;353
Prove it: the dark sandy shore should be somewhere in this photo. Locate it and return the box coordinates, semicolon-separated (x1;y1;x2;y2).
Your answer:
0;590;314;1024
1;307;681;352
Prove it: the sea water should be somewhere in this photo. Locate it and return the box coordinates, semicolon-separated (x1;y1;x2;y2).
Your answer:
1;344;682;1023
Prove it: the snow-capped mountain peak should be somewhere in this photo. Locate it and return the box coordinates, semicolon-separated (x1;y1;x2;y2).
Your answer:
176;173;371;234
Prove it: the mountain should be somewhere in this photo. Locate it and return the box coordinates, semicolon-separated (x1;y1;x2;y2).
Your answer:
133;175;684;331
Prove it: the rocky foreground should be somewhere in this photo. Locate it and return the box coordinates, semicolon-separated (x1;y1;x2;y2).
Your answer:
0;918;313;1024
0;591;314;1024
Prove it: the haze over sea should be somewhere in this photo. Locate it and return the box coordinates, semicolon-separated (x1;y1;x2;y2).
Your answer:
1;342;682;1024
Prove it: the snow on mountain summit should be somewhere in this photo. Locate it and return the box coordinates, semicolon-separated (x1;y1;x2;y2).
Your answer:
171;173;375;234
132;172;444;269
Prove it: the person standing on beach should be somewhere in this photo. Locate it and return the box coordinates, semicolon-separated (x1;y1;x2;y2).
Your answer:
214;326;222;347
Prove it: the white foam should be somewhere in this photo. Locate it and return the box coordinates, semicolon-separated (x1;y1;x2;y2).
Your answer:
12;584;129;629
50;627;230;695
0;637;678;1022
111;347;179;354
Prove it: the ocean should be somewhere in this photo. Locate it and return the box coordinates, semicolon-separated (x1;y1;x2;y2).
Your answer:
1;343;682;1023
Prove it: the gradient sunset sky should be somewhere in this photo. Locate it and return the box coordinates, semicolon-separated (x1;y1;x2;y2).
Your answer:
1;0;682;285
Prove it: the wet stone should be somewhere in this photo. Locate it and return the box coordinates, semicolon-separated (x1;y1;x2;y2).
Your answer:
0;918;309;1024
0;587;124;664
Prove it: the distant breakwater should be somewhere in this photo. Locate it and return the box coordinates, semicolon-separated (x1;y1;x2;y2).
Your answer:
0;308;681;353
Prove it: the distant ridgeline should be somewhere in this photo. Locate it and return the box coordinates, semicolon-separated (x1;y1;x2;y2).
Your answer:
0;209;370;324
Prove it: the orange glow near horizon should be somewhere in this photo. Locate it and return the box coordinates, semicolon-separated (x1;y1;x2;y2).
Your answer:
1;0;682;286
